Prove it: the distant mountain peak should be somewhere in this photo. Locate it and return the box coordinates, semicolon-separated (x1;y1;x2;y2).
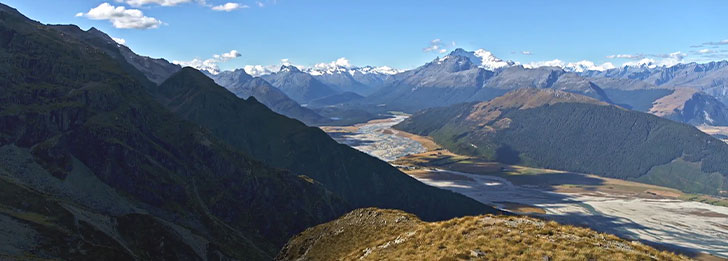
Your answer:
280;64;301;73
304;64;402;77
447;48;515;71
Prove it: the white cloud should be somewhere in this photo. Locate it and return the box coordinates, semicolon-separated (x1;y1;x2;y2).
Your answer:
654;51;686;67
621;58;657;68
313;57;352;69
242;57;402;77
565;60;615;72
111;37;126;45
257;1;265;7
215;50;242;60
244;65;277;76
243;59;296;76
606;54;644;59
523;59;615;72
173;50;242;74
698;49;716;54
521;51;532;55
523;59;565;68
212;2;248;11
76;3;162;29
607;51;687;67
703;39;728;46
173;58;219;73
423;38;457;54
115;0;196;7
423;39;442;53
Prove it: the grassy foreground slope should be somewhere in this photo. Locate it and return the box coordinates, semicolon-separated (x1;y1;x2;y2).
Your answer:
277;208;688;261
394;89;728;195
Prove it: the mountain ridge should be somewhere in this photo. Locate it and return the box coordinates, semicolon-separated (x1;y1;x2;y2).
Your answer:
0;5;348;259
394;88;728;195
206;69;330;125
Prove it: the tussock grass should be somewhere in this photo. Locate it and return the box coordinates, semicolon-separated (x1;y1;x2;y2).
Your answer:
278;208;690;261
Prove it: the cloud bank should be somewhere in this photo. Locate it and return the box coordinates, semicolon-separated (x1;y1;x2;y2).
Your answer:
76;3;162;29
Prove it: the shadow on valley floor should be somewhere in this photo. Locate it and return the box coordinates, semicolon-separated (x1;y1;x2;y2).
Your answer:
411;168;728;259
324;132;377;147
541;212;719;260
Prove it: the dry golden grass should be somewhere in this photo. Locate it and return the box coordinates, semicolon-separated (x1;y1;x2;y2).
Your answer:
496;202;547;215
393;130;441;151
277;208;690;261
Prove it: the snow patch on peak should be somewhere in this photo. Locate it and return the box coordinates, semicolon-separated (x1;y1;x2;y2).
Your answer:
356;66;402;75
280;65;301;73
447;48;515;71
566;60;616;72
304;57;402;76
622;58;659;69
523;59;616;72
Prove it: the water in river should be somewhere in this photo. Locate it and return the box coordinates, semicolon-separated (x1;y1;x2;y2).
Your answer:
326;115;426;162
324;116;728;258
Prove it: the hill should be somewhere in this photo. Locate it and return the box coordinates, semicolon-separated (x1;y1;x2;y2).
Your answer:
0;3;347;259
276;208;687;261
648;88;728;126
394;89;728;195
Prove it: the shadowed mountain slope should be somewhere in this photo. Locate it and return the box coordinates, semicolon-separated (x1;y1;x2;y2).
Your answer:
154;67;500;221
0;4;347;259
208;69;330;125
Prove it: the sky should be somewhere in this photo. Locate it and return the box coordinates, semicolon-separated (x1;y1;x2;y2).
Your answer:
4;0;728;72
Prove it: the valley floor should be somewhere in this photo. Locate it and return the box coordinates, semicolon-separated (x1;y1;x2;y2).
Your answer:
322;115;728;260
698;125;728;144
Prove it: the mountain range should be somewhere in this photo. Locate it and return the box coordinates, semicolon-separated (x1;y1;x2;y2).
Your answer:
189;48;728;128
4;2;728;259
0;4;497;260
304;65;398;96
205;69;330;125
580;61;728;104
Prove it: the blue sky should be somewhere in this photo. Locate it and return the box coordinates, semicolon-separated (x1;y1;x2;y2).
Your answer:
4;0;728;71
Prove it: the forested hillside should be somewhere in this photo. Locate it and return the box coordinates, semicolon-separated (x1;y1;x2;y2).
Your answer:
395;89;728;195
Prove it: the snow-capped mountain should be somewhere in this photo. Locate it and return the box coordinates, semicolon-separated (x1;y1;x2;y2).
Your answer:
524;60;616;73
580;60;728;104
447;48;516;71
261;65;339;103
301;60;402;95
239;59;402;96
